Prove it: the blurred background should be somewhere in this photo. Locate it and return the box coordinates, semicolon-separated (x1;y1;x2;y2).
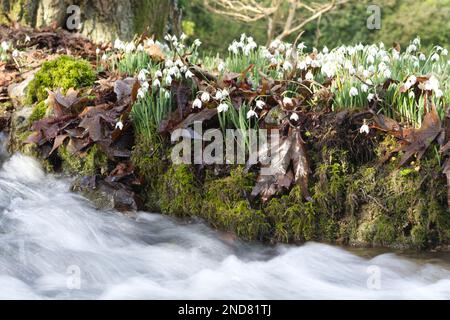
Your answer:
1;0;449;52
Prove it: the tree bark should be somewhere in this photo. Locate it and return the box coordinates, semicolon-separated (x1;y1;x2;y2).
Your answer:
0;0;174;42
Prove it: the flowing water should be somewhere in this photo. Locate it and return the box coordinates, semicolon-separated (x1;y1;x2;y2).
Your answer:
0;136;449;299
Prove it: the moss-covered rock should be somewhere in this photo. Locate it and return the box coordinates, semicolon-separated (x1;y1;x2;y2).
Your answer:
58;145;109;177
201;167;270;240
28;100;47;124
131;135;167;211
159;164;203;217
26;55;95;104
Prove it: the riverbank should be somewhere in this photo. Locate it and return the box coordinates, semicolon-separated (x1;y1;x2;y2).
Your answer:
0;25;449;250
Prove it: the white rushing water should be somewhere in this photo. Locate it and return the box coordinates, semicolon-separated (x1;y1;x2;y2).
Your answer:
0;151;449;299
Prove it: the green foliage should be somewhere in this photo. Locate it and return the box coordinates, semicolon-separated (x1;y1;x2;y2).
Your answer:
182;20;196;37
117;51;153;76
26;55;96;103
131;87;173;141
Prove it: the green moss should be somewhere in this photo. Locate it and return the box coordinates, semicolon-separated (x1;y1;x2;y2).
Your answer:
201;167;270;240
58;145;108;176
131;135;167;211
160;164;202;217
372;216;396;246
27;55;95;104
28;101;47;124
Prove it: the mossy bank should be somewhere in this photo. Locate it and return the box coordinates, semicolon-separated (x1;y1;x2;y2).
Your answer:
7;56;449;252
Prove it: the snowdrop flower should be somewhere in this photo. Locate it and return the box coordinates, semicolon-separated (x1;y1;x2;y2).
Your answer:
367;93;375;101
138;69;148;82
349;87;359;97
175;59;184;67
305;71;314;81
404;75;417;90
247;109;258;119
431;53;439;61
201;92;210;102
153;79;161;88
283;60;293;71
185;70;194;79
25;35;31;43
392;50;400;60
419;53;426;61
356;43;364;51
419;75;440;92
368;65;375;73
218;62;225;72
383;69;391;78
367;55;375;64
140;81;149;92
255;100;265;109
283;97;293;106
217;103;229;113
168;66;179;77
406;44;417;53
363;69;370;78
101;54;108;61
114;39;125;50
162;88;171;99
442;49;448;56
297;42;307;51
165;75;172;85
155;70;163;78
359;120;369;134
137;89;146;100
137;44;144;51
164;34;171;41
12;49;19;58
180;33;187;41
221;89;229;97
321;61;336;78
322;46;329;54
214;90;223;100
298;61;307;70
436;89;443;98
165;59;174;68
1;41;9;51
413;37;421;46
361;84;369;92
125;42;136;53
347;46;356;56
290;113;299;121
408;91;415;99
193;98;202;109
193;39;202;47
96;48;100;55
115;121;124;130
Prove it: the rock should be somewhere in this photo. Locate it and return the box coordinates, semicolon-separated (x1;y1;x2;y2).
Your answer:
8;71;35;109
72;176;141;213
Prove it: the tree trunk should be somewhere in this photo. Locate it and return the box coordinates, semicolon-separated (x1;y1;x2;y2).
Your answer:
0;0;174;42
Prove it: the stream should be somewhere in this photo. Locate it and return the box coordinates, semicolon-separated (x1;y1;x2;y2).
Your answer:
0;135;449;299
